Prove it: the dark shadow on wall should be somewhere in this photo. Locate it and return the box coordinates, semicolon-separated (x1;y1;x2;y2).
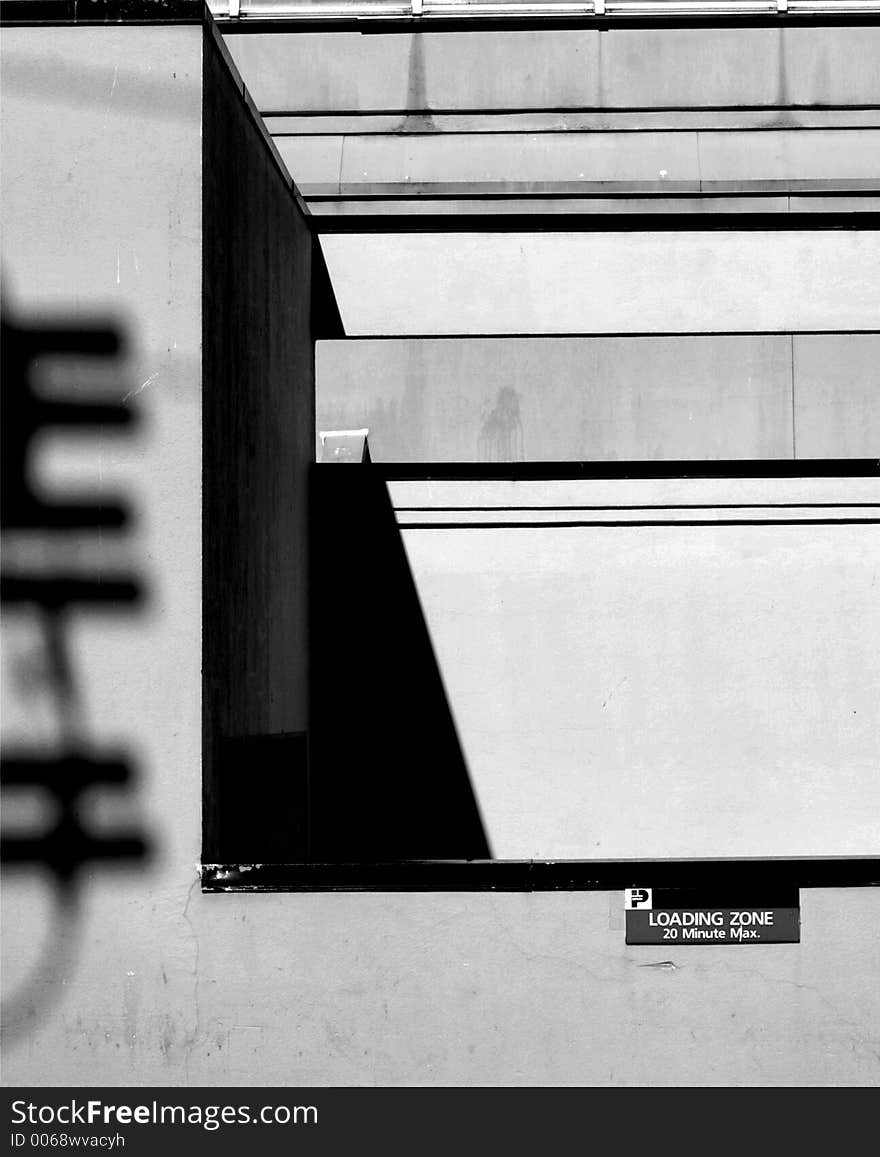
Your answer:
200;22;321;866
309;464;492;862
211;733;309;864
478;385;525;462
1;299;150;1041
397;33;438;135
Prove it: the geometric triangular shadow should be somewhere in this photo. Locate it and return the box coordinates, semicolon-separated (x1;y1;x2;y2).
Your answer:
309;463;491;861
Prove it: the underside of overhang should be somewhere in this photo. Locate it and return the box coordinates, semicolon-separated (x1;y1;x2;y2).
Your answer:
206;11;880;335
217;16;880;227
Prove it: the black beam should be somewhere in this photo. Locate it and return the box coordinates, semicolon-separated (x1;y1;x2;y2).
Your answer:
311;210;880;234
202;858;880;893
369;459;880;482
216;16;880;35
0;0;208;24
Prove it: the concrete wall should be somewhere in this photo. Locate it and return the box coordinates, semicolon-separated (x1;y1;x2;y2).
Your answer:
276;125;880;200
2;18;880;1089
391;477;880;860
317;230;880;335
225;26;880;112
1;20;207;1079
317;335;880;461
226;25;880;213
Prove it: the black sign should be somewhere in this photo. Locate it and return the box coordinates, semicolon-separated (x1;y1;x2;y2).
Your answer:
625;886;800;945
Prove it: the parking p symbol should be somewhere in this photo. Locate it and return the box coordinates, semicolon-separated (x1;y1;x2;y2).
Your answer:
624;888;653;910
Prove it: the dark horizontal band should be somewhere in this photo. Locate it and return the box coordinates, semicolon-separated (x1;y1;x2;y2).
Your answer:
313;210;880;233
356;459;880;481
202;858;880;893
216;16;880;36
397;519;880;528
0;0;209;26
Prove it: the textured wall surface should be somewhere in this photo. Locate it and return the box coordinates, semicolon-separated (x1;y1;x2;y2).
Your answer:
392;478;880;860
225;25;880;112
0;21;206;1080
317;335;880;461
227;23;880;217
2;21;879;1089
4;882;880;1086
317;231;880;336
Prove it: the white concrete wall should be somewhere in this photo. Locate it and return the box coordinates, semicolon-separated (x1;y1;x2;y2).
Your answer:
392;477;880;861
224;25;880;111
276;126;880;199
228;24;880;215
0;22;209;1082
318;231;880;335
317;335;880;461
2;22;879;1089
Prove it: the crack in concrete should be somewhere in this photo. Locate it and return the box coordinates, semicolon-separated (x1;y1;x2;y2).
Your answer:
691;961;880;1063
181;873;202;1083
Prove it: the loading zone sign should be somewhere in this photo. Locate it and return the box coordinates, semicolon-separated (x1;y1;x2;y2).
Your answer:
625;887;800;945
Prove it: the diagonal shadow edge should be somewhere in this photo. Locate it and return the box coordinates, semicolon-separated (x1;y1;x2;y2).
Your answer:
309;462;493;862
391;496;496;861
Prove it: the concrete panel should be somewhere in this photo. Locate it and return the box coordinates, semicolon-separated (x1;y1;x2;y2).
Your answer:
794;195;880;214
273;135;345;190
225;27;880;116
278;127;880;197
4;871;880;1085
696;129;880;183
1;19;206;1070
1;23;203;853
309;195;804;216
599;27;783;109
783;24;880;107
336;131;701;187
793;334;880;458
317;336;794;460
224;30;600;113
318;230;880;335
395;479;880;860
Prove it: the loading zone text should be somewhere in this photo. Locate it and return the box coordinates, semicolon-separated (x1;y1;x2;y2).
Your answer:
649;910;776;941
